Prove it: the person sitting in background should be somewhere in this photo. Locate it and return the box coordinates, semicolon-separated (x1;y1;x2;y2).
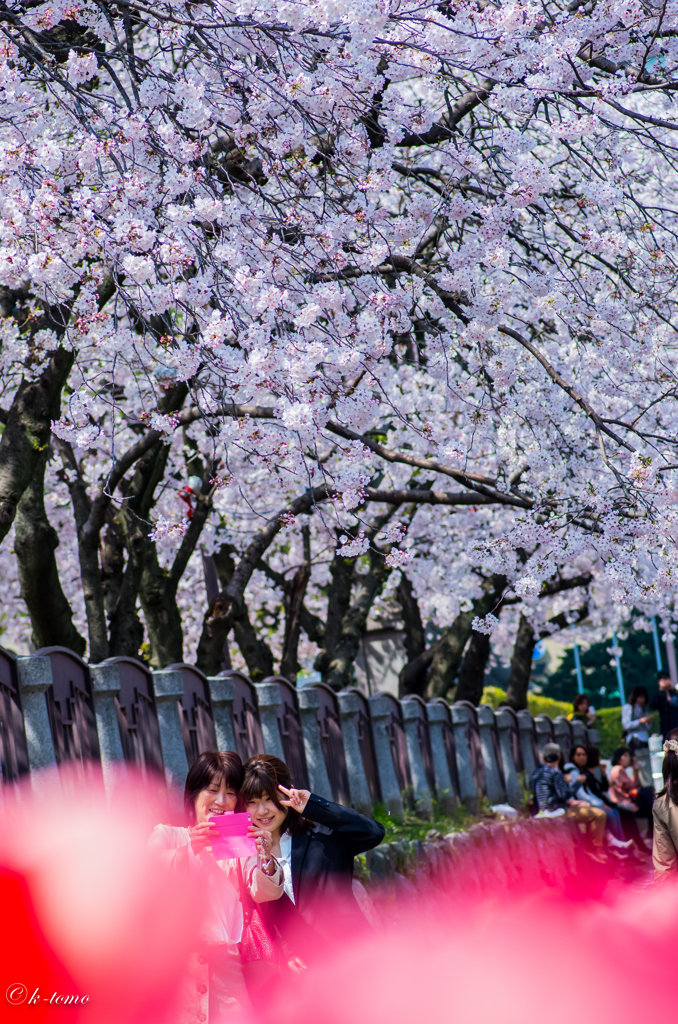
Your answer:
622;686;652;787
530;743;606;861
569;694;596;726
608;746;654;853
650;672;678;740
565;745;631;848
652;728;678;882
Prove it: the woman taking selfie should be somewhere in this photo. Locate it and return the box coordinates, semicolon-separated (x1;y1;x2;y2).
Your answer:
148;751;283;1022
240;754;385;968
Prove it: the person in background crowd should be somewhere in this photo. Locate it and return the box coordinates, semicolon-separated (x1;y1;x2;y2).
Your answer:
652;728;678;882
239;754;385;975
608;746;654;853
569;694;596;726
622;686;653;787
530;743;607;862
565;745;631;848
586;746;606;784
651;671;678;739
148;751;283;1023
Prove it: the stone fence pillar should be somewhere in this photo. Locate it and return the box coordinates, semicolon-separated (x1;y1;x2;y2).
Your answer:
90;662;127;794
495;709;522;808
254;683;285;759
534;715;553;754
17;656;58;786
426;703;458;814
401;699;433;818
570;719;588;749
477;704;506;806
517;710;538;777
337;691;373;816
207;676;238;753
450;704;478;814
368;694;404;816
298;688;333;801
152;670;190;790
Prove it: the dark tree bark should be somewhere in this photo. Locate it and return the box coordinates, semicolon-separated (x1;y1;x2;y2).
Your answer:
197;486;332;674
196;543;275;679
504;614;536;711
323;550;391;691
54;438;109;662
258;556;326;647
0;278;115;545
14;450;86;655
280;563;311;682
107;439;168;659
314;541;354;678
139;458;217;668
398;572;425;662
0;349;74;544
101;510;125;619
399;573;507;698
455;629;492;705
396;572;426;695
319;506;404;691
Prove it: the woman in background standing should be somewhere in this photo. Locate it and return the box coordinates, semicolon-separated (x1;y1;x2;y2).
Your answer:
621;686;652;787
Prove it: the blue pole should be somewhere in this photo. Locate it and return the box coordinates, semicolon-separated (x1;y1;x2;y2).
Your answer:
573;642;584;695
612;631;626;704
652;616;664;671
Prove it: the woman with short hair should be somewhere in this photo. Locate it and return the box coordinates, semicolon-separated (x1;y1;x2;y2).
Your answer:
239;754;385;971
149;751;283;1022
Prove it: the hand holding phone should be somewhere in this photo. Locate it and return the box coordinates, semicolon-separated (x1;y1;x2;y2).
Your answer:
208;812;257;859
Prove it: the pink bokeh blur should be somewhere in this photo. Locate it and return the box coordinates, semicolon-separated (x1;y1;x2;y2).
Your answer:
2;771;676;1024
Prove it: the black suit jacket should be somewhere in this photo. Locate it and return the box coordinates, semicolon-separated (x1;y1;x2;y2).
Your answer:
263;794;385;958
651;690;678;739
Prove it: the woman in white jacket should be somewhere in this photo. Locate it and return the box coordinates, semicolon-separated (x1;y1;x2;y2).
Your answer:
149;751;283;1023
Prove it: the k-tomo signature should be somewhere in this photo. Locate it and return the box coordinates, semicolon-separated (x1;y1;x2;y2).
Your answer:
6;986;91;1006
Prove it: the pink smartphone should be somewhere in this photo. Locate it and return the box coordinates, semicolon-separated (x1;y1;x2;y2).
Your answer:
208;812;257;859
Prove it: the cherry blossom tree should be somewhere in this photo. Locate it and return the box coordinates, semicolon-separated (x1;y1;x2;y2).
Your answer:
1;0;678;705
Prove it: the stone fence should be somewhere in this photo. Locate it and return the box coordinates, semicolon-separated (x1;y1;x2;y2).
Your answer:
0;644;600;815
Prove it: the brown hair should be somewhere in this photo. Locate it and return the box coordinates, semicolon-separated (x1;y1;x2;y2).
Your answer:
661;727;678;804
240;754;309;836
572;694;590;711
184;750;243;825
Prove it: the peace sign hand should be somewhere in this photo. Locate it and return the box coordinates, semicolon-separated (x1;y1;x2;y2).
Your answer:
278;785;310;813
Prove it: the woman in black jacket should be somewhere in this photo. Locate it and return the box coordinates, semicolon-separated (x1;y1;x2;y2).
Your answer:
240;754;385;966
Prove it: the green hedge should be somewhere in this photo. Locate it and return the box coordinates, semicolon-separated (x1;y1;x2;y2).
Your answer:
480;687;634;758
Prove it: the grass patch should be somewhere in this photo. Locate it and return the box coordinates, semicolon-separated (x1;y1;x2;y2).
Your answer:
372;800;481;843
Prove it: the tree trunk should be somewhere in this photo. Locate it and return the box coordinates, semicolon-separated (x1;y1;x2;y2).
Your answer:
0;349;74;544
398;572;425;662
54;438;109;662
14;450;86;655
280;563;311;682
397;572;427;696
314;542;354;677
324;554;391;691
504;614;536;711
424;609;477;699
455;629;491;705
196;543;275;678
399;572;506;699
